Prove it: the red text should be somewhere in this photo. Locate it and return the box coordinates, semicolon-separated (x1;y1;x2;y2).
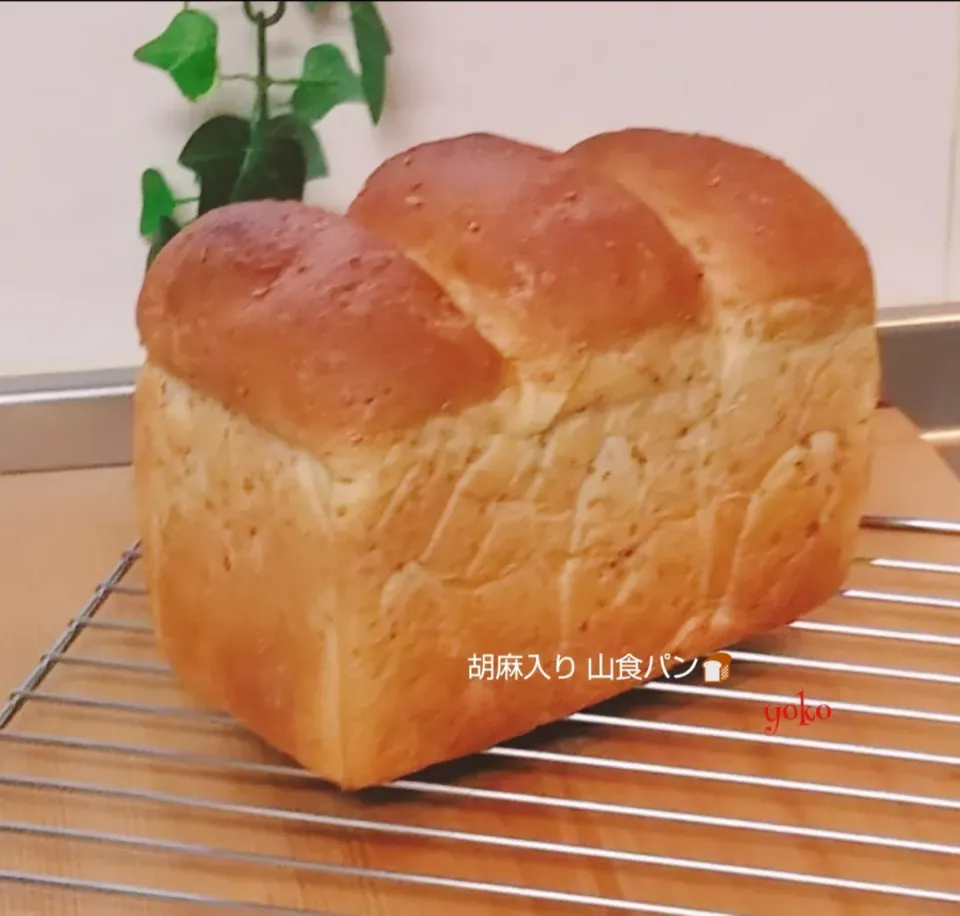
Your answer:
763;690;832;735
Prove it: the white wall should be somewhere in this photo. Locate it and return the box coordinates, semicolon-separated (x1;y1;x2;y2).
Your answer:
1;0;958;377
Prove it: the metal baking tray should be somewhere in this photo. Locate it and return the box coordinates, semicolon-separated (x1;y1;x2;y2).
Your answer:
3;302;960;476
0;510;957;915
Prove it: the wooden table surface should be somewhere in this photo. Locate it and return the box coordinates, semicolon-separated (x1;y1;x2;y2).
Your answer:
0;406;958;916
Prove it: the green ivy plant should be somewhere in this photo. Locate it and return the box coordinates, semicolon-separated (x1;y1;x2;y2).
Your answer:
134;0;392;266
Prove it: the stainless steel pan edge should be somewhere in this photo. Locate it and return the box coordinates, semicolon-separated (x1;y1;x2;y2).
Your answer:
1;303;958;475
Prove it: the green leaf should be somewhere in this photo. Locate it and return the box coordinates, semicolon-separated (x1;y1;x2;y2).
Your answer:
291;44;364;124
134;9;219;101
139;168;177;237
302;1;331;12
146;216;182;269
231;133;308;204
178;115;252;214
267;115;328;180
348;2;391;124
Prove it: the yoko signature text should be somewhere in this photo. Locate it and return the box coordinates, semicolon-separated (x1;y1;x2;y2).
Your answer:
763;690;832;735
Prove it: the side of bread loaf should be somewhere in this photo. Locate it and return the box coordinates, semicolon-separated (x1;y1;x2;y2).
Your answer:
133;128;879;789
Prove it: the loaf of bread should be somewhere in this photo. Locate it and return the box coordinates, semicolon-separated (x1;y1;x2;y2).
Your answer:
132;128;879;789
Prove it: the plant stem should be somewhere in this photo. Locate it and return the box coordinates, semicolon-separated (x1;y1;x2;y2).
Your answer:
253;13;270;137
221;74;298;85
241;2;288;149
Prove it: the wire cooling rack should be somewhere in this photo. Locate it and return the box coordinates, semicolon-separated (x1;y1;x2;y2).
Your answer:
0;514;958;916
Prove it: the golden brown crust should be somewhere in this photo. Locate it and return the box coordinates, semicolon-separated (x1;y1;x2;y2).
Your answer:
565;128;875;335
133;363;344;773
133;127;881;791
137;200;506;455
562;128;878;647
347;132;709;362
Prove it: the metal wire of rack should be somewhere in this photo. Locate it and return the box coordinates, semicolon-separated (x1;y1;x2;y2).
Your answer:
0;513;958;916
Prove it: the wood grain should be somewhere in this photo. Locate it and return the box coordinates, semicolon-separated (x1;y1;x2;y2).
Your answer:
0;407;958;916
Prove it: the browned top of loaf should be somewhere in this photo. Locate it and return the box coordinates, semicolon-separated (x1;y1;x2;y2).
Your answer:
136;200;505;451
565;128;874;325
137;129;875;449
347;132;708;358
